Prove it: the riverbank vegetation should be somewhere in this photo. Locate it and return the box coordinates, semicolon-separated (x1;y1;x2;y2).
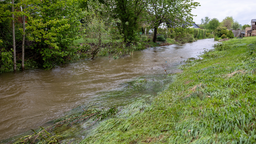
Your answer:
0;0;200;73
198;16;253;41
80;36;256;143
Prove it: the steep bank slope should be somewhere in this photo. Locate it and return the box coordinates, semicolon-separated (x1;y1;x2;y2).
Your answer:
83;37;256;143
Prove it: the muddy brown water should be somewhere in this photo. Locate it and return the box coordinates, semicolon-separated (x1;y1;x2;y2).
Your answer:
0;39;218;140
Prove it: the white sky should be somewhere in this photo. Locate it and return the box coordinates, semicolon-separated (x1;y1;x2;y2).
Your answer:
192;0;256;25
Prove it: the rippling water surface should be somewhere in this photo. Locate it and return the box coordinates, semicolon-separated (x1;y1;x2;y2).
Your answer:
0;39;218;140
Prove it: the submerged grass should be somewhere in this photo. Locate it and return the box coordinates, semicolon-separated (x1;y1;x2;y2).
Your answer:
82;37;256;143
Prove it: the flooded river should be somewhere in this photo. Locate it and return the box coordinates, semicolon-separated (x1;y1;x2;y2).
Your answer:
0;39;218;140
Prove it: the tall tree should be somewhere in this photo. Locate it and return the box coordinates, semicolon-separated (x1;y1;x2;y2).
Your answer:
200;16;210;29
21;4;25;70
25;0;86;69
204;16;210;24
148;0;200;43
232;21;240;30
221;16;234;29
12;0;16;72
208;18;219;31
112;0;148;43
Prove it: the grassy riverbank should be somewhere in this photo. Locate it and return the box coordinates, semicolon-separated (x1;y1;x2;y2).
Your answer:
82;37;256;143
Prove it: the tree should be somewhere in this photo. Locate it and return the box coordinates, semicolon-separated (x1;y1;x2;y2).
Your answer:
21;4;26;70
12;0;16;72
221;16;234;29
242;24;250;30
148;0;200;43
25;0;86;69
232;21;240;30
204;17;210;24
109;0;147;43
208;18;219;31
200;16;210;29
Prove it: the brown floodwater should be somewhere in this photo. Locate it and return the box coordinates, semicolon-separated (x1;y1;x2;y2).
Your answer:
0;39;218;140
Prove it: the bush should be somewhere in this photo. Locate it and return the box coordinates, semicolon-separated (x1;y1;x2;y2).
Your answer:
227;30;234;38
141;35;148;42
187;34;194;42
0;48;13;73
215;27;229;37
214;36;221;41
156;35;166;41
221;34;227;39
166;38;176;44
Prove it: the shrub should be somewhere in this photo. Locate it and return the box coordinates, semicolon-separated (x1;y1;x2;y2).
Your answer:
0;48;13;73
141;35;148;42
227;30;234;38
214;36;221;41
156;35;166;41
221;34;227;39
215;27;229;37
187;34;194;42
166;38;176;44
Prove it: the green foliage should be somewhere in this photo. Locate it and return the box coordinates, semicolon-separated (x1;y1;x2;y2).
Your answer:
214;43;230;51
232;21;241;30
156;35;166;42
227;30;234;38
242;24;251;30
165;28;212;44
16;127;61;144
221;34;227;39
113;0;146;43
221;16;234;29
148;0;200;42
166;38;177;44
208;18;220;30
25;0;85;69
214;36;221;41
0;48;13;73
248;42;256;55
215;27;229;37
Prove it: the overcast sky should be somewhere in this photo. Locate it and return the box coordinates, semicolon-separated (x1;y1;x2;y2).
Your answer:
192;0;256;25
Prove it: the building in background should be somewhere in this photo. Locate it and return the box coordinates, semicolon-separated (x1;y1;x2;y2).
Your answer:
245;19;256;37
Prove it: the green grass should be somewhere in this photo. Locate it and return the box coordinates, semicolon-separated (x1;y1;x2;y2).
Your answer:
82;37;256;143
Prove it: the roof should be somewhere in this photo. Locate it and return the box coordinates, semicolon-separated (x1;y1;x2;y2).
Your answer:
193;23;200;28
251;19;256;22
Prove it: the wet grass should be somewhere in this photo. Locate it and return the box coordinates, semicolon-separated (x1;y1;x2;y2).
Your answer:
95;74;174;107
81;37;256;143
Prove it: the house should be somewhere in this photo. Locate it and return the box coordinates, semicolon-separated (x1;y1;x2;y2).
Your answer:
192;23;200;28
245;19;256;37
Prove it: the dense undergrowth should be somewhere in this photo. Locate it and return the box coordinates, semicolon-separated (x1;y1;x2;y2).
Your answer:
81;37;256;143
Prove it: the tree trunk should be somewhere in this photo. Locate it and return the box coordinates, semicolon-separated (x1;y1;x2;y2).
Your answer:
22;6;25;71
12;0;16;72
153;27;157;43
98;26;101;47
